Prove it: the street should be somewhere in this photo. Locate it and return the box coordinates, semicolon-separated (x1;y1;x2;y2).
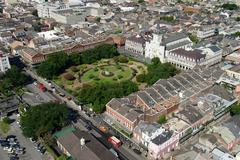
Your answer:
25;68;148;160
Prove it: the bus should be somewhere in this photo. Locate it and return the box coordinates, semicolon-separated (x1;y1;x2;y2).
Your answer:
108;136;122;148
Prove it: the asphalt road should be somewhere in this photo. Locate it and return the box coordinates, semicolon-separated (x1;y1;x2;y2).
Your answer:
24;83;57;105
25;69;77;103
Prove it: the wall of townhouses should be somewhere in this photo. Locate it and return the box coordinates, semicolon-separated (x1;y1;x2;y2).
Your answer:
167;53;199;70
125;39;144;56
226;70;240;80
197;29;215;39
106;105;140;131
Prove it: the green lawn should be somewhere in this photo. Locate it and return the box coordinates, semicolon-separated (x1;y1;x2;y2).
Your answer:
0;120;10;134
81;65;133;84
53;77;61;86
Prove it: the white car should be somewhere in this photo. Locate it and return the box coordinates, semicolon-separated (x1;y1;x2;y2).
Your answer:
29;138;36;143
3;146;11;151
7;148;14;153
15;148;24;155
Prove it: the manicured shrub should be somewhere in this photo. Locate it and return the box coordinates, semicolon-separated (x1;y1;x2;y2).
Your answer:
64;73;75;81
70;66;78;72
94;77;100;81
88;74;95;79
118;75;123;79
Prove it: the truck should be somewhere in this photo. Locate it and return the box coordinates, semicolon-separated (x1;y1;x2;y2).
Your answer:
98;126;108;133
38;83;46;92
108;136;122;148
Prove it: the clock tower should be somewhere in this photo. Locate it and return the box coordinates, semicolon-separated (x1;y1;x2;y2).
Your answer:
145;24;166;63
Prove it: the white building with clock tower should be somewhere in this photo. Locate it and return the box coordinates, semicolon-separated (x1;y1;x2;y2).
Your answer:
145;24;166;63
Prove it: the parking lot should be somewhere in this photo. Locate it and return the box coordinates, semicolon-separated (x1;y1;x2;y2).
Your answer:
0;114;52;160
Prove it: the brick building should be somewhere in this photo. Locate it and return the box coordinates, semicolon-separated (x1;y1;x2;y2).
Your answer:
105;67;223;134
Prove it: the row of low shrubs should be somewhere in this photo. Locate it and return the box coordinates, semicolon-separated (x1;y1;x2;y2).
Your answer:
63;73;76;81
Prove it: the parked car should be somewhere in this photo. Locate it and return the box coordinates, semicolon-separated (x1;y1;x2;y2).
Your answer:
7;137;16;142
59;92;65;97
7;148;14;154
133;148;141;155
34;143;40;149
1;141;9;147
15;149;24;155
10;155;19;160
29;138;37;143
33;81;38;86
47;80;51;86
85;124;92;131
6;135;16;140
11;144;20;149
40;148;46;155
37;146;43;151
0;139;8;145
3;145;11;150
8;140;17;145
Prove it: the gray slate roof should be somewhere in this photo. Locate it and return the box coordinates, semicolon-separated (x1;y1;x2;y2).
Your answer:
208;45;221;53
171;48;206;61
163;32;188;44
151;130;173;145
57;128;118;160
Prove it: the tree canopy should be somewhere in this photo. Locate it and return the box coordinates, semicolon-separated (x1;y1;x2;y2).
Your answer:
96;17;101;22
230;104;240;116
222;3;238;10
78;80;138;113
37;44;119;79
20;103;68;138
0;66;30;95
235;17;240;22
160;16;175;22
157;115;167;124
80;44;119;64
56;155;68;160
32;10;38;17
234;32;240;37
0;117;11;134
37;52;71;79
136;58;178;85
188;33;199;44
